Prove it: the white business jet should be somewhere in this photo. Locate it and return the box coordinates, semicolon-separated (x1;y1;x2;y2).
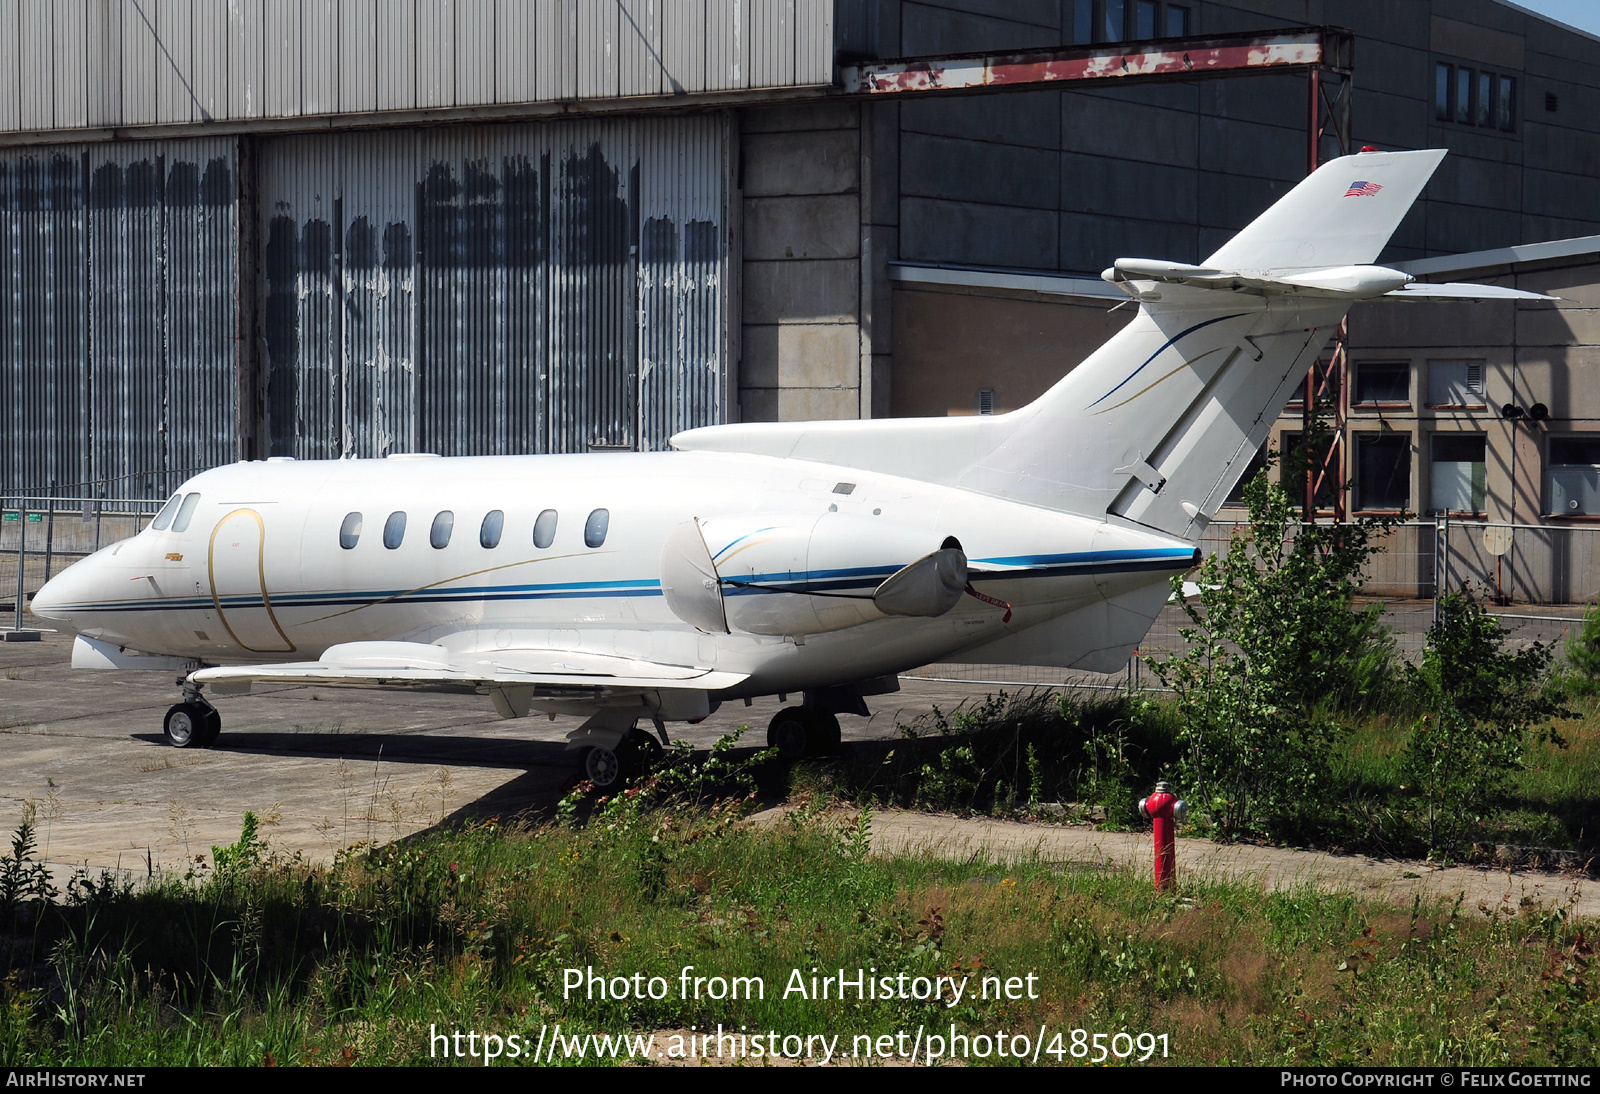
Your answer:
29;148;1537;788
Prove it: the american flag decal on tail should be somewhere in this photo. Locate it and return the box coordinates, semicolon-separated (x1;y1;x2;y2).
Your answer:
1344;181;1384;197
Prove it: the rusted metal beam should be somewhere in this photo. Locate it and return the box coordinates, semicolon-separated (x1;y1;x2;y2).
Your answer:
840;26;1351;97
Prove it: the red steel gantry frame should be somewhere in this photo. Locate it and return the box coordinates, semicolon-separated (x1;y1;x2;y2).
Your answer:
840;26;1356;521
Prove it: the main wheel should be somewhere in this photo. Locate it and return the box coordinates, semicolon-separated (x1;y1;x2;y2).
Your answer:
767;707;815;761
581;744;625;790
163;703;211;749
810;709;842;755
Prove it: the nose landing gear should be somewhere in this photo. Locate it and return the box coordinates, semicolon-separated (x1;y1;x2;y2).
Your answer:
164;682;221;749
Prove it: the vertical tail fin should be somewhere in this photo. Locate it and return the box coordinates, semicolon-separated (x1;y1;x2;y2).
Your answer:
957;149;1447;540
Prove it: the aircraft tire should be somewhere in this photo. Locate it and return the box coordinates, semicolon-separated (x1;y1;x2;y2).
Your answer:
581;745;625;790
163;703;211;749
196;708;222;748
767;707;814;761
811;709;842;755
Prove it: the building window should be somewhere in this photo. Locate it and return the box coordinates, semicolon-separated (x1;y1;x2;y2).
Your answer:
1435;62;1516;132
1548;437;1600;515
1355;433;1411;512
1426;360;1485;409
1354;361;1410;407
1280;432;1340;510
1073;0;1187;43
1431;434;1486;514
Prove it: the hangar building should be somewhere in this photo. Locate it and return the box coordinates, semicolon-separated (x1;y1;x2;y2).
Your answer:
2;0;1599;540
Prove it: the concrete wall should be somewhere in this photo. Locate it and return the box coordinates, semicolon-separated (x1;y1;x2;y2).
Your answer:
737;102;870;422
890;284;1130;417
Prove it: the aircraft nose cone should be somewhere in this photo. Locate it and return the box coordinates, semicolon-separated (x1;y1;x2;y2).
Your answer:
29;563;83;626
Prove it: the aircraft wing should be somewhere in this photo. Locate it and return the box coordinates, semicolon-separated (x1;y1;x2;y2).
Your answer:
191;641;746;694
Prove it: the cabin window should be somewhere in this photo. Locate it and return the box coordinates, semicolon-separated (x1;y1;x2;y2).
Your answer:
584;508;610;548
339;512;362;550
171;493;202;533
383;511;407;549
533;509;558;549
480;510;504;549
431;511;454;549
150;494;181;531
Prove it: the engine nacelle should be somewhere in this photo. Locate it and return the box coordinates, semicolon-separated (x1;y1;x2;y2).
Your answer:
660;513;966;637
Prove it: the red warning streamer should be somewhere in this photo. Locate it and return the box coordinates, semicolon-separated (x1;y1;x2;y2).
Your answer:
963;583;1012;623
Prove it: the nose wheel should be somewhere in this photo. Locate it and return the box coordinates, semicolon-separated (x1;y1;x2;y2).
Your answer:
164;693;221;749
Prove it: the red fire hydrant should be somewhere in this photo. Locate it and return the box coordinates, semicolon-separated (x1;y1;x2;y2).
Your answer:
1138;781;1187;891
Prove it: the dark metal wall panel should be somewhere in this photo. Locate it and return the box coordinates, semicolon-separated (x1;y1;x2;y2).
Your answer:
257;114;728;462
637;113;730;450
0;138;237;496
547;121;639;452
0;151;87;492
261;132;420;460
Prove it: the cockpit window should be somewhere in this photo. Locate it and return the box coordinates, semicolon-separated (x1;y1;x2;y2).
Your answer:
339;512;362;550
171;493;202;533
150;495;181;531
383;511;407;549
533;509;557;549
430;510;454;549
480;510;503;549
584;508;610;548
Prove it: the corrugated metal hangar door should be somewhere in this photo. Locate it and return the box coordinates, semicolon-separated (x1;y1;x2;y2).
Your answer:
0;139;238;496
259;113;732;459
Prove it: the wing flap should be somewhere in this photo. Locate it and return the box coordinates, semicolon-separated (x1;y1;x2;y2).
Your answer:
191;641;746;692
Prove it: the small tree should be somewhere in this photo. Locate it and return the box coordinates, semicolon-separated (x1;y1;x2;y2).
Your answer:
1151;472;1396;837
1402;588;1567;854
1557;601;1600;697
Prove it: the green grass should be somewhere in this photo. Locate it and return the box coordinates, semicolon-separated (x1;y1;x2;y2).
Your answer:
2;778;1598;1067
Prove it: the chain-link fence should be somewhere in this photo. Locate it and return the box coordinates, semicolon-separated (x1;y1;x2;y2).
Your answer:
906;519;1599;692
0;493;165;629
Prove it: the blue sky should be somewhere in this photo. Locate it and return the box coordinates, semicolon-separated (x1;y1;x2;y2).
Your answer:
1504;1;1600;38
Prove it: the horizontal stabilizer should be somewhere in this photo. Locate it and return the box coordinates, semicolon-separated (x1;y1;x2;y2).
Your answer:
1384;282;1555;301
1105;258;1412;299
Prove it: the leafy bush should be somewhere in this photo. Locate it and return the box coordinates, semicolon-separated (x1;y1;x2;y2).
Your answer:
1556;601;1600;697
1151;472;1399;838
1401;588;1569;854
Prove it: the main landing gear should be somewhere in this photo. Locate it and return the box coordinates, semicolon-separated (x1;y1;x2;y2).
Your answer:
766;705;841;761
576;725;666;792
164;682;221;749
